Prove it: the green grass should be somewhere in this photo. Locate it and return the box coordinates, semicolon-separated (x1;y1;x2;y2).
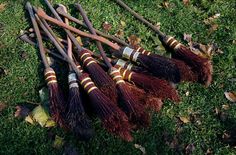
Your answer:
0;0;235;154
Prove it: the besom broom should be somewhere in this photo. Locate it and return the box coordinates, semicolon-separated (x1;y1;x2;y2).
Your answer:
76;3;150;127
26;2;67;129
36;9;181;84
35;11;133;141
115;0;213;86
43;0;118;104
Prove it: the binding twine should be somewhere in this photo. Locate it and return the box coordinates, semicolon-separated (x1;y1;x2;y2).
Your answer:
44;67;57;85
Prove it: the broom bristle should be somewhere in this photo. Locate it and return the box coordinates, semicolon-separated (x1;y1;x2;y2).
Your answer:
66;73;94;141
116;66;180;102
174;45;213;86
78;73;133;141
126;82;163;112
163;37;213;86
109;68;150;128
133;45;198;82
79;50;118;103
44;67;67;129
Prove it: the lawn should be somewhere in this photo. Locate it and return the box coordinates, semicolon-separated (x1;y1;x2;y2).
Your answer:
0;0;235;154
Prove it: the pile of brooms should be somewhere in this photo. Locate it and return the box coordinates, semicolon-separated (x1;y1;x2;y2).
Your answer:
20;1;213;141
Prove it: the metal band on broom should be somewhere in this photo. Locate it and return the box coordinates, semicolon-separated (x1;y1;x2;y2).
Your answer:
115;0;213;86
25;2;67;129
35;9;133;141
75;3;150;128
43;0;118;104
36;9;181;84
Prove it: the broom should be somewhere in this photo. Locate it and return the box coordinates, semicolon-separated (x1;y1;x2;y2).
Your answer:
62;5;94;141
37;9;181;84
35;12;133;141
42;0;118;104
115;0;213;86
76;3;150;128
26;2;67;129
56;7;197;83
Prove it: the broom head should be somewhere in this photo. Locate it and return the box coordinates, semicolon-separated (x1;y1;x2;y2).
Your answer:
78;73;133;141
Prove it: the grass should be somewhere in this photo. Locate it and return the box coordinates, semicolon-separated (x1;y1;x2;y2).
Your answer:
0;0;235;154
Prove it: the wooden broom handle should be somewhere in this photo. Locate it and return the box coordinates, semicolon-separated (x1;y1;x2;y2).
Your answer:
37;8;121;51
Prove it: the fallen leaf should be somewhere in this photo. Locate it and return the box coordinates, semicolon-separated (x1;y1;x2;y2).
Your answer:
19;51;28;60
189;42;223;59
128;35;141;47
53;135;65;149
25;115;35;125
14;105;30;118
161;1;169;8
115;29;124;38
183;33;192;43
0;103;7;112
185;91;190;96
45;119;56;128
0;3;7;12
179;116;190;124
209;24;219;33
183;0;190;6
204;13;220;25
155;22;161;30
185;143;195;154
120;20;126;27
31;105;55;127
224;92;236;102
222;104;230;110
102;21;112;32
75;36;83;46
206;148;213;155
134;144;146;154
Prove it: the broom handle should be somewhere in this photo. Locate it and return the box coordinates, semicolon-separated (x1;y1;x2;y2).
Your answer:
76;3;113;68
35;14;82;77
37;8;121;51
43;0;83;51
25;2;49;68
115;0;165;38
19;34;66;61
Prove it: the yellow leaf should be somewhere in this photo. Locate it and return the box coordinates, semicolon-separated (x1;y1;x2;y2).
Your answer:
76;36;83;46
0;3;7;12
53;135;64;149
224;92;236;102
120;20;126;27
45;119;56;128
134;144;146;154
179;116;190;123
31;105;50;127
25;115;35;125
128;35;141;47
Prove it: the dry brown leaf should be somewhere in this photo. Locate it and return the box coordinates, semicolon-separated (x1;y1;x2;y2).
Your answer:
162;1;170;8
128;35;141;46
0;103;7;112
115;29;124;38
209;24;219;33
155;22;161;30
222;104;230;110
189;42;223;59
183;33;192;43
183;0;190;6
14;105;30;118
179;116;190;123
0;3;7;12
0;67;6;77
185;143;195;154
134;144;146;154
102;21;112;32
224;92;236;102
204;13;220;25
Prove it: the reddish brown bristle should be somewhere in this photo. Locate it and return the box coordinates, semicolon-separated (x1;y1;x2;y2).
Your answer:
44;67;67;129
78;50;118;103
78;73;132;141
116;66;180;102
109;68;150;128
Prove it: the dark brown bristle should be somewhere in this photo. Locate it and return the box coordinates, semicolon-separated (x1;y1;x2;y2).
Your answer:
116;66;180;102
78;50;118;103
47;82;68;129
67;73;94;141
78;73;132;141
173;45;213;86
126;82;163;112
